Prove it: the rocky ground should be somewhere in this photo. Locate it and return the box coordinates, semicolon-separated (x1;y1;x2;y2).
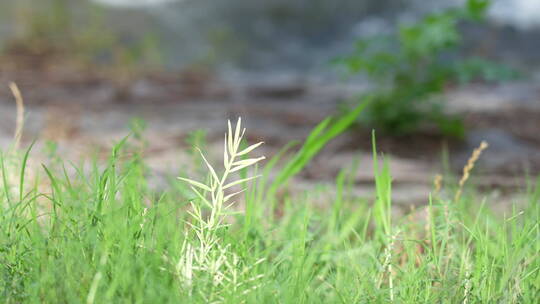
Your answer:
1;64;539;211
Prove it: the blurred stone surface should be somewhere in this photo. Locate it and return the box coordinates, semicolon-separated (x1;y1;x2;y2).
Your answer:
1;75;539;208
455;128;540;174
447;82;540;113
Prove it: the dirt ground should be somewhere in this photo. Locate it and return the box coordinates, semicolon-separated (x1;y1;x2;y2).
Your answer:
1;62;539;211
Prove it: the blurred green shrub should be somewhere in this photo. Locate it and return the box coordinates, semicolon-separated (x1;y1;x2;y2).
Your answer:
1;0;162;70
338;0;517;137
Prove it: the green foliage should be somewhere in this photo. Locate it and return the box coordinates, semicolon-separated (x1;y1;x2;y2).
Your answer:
338;0;517;137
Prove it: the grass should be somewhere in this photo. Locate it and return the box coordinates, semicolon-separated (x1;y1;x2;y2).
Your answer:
0;99;538;303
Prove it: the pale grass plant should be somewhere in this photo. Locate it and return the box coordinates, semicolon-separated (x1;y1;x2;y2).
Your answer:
1;82;26;203
462;250;473;304
176;118;265;301
9;82;25;150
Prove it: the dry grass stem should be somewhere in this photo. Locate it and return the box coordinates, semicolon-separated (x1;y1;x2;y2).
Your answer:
9;82;25;150
455;141;489;201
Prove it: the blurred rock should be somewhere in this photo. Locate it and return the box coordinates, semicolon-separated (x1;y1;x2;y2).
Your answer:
455;128;540;174
447;82;540;113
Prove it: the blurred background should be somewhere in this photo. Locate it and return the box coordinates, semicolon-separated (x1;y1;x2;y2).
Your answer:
0;0;539;207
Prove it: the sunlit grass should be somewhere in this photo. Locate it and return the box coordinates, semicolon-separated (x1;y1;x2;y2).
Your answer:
0;106;538;303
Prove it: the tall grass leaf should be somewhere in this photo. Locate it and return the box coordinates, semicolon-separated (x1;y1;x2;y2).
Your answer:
268;100;369;197
223;175;261;190
177;177;212;192
237;142;264;157
0;153;12;204
223;135;229;168
223;189;245;203
234;118;242;148
190;186;213;209
19;140;35;202
227;121;234;154
231;157;266;173
197;148;219;183
372;132;392;237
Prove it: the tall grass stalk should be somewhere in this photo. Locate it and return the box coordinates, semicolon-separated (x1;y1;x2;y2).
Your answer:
176;118;265;301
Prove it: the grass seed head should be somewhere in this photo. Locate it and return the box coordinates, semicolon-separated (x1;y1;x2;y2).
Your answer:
455;141;489;201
